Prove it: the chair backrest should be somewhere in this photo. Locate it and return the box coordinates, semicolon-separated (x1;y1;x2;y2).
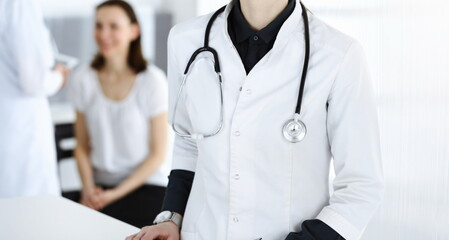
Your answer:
54;123;75;161
55;123;82;200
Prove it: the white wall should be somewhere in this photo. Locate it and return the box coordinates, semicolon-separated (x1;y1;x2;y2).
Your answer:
160;0;227;24
159;0;197;24
39;0;160;16
40;0;157;65
197;0;228;16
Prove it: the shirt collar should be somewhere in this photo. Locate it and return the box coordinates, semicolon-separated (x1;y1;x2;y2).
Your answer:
230;0;295;44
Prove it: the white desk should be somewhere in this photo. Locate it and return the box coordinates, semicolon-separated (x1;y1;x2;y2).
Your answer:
0;195;139;240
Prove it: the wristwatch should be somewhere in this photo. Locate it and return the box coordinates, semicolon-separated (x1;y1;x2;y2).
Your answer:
153;211;183;228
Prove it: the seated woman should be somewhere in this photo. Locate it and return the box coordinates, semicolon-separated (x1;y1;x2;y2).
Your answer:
71;0;169;228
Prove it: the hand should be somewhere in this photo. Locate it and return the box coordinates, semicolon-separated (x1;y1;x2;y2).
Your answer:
125;222;180;240
54;63;70;90
97;188;121;209
80;186;103;210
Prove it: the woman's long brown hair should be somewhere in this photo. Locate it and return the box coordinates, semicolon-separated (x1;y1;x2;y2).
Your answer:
91;0;147;73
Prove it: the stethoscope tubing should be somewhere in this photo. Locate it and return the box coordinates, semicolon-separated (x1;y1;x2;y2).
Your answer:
171;71;225;140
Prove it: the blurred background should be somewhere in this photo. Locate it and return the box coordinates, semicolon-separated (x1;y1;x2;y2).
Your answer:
40;0;449;239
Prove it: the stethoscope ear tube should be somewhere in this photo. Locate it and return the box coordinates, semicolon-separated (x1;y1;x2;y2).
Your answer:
171;75;191;139
295;1;310;116
183;4;226;75
184;47;221;75
204;5;227;48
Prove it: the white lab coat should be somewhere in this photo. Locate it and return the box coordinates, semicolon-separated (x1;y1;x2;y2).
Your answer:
168;1;384;240
0;0;62;197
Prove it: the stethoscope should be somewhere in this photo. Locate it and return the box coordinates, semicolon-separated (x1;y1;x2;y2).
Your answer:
172;1;310;143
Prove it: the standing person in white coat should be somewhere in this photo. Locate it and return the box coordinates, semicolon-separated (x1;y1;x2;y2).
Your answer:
128;0;384;239
0;0;69;198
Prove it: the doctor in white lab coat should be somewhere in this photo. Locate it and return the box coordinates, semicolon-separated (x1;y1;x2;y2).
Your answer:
128;0;384;239
0;0;69;198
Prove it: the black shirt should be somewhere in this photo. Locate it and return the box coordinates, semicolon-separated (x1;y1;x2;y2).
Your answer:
162;1;344;239
227;0;295;74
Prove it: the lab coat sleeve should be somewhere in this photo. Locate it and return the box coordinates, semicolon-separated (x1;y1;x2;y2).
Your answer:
10;0;63;96
316;41;385;240
167;27;198;172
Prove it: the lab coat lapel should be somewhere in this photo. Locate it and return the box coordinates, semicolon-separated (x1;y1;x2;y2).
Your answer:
216;1;247;90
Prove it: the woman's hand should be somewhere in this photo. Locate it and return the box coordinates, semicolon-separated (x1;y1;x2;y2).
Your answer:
96;188;121;209
80;186;103;210
125;222;180;240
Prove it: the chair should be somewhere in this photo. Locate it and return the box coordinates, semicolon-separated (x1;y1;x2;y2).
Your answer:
54;123;80;202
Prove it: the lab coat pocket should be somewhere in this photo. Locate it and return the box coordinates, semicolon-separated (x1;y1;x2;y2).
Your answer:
180;202;205;240
184;56;222;136
180;231;196;240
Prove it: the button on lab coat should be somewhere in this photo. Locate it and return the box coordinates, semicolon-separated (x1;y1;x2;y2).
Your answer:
167;1;384;239
0;0;62;197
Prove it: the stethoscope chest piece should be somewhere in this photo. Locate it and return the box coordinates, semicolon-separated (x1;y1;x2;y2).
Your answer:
282;113;307;142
